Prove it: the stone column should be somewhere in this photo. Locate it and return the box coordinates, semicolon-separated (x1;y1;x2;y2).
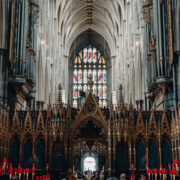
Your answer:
107;119;112;176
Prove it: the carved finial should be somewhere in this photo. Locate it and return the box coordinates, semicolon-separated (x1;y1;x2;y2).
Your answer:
58;84;62;91
119;84;124;105
57;84;62;106
88;74;93;90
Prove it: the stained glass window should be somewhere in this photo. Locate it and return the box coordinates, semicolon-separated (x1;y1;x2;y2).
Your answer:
73;46;107;108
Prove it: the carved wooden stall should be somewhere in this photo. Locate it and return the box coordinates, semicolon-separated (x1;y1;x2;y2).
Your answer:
0;85;179;176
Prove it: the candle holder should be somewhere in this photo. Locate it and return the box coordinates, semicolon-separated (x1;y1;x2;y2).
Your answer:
162;169;167;180
154;169;158;180
172;168;176;180
32;169;35;180
14;168;17;175
170;170;173;180
18;168;22;180
23;169;26;177
130;174;135;180
9;168;13;180
26;168;30;180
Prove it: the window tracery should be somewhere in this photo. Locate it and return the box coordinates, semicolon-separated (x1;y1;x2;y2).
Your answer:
73;46;107;108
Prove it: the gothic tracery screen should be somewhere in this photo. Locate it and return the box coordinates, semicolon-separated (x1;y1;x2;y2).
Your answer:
73;46;107;108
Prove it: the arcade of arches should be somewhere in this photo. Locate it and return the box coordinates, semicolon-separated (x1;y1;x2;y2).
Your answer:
0;0;180;179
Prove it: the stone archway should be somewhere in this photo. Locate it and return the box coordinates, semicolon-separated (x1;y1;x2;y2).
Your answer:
71;118;107;171
68;91;108;171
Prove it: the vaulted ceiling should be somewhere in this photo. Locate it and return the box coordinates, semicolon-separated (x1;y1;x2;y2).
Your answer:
55;0;125;57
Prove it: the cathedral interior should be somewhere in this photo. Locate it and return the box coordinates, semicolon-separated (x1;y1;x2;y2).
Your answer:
0;0;180;179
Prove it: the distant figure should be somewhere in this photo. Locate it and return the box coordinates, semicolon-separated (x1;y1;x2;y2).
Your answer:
12;175;18;180
67;172;76;180
120;173;126;180
100;171;104;180
87;170;92;180
139;174;146;180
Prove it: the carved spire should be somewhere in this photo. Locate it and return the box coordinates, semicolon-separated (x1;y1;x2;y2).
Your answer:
23;108;33;135
148;109;158;137
136;109;145;137
88;74;93;91
57;84;62;106
35;107;45;135
119;84;124;105
161;110;170;137
11;108;21;135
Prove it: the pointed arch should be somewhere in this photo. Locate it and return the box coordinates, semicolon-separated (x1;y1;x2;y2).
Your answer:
148;109;158;140
11;110;21;137
22;109;33;142
136;110;145;141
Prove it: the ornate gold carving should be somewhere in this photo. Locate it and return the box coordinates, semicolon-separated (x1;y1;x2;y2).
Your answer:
83;102;97;116
161;110;170;138
0;84;176;173
148;109;158;139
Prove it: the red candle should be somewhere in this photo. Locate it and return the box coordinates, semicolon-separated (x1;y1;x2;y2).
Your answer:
174;159;178;164
130;174;133;180
162;168;167;174
154;169;158;180
172;168;176;180
32;168;35;173
18;164;21;168
162;169;167;180
18;168;23;180
154;169;158;174
32;163;35;168
14;168;17;175
3;158;7;162
147;168;151;180
36;176;39;180
172;168;176;175
26;168;30;174
147;168;151;173
0;168;2;175
9;168;13;174
18;168;23;174
8;168;13;180
40;176;43;180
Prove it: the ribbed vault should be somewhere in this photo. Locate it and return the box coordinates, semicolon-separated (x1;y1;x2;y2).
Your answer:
56;0;124;56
